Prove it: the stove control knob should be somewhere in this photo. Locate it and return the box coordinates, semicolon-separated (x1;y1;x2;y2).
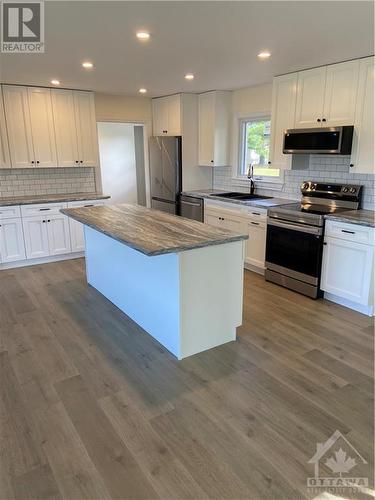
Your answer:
311;184;316;190
302;182;310;190
342;187;349;193
350;187;357;194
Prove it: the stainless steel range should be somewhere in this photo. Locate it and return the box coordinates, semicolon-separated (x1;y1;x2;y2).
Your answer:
265;181;363;298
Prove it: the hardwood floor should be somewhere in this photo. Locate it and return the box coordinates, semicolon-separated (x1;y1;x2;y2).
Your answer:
0;258;373;500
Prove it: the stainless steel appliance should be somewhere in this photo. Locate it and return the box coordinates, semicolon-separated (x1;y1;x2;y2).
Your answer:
265;181;363;298
180;195;204;222
283;126;354;155
149;136;182;215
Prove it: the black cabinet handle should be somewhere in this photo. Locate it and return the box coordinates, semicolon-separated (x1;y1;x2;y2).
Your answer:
39;208;50;211
350;163;354;168
317;118;321;122
250;221;260;226
323;242;327;245
42;220;46;223
80;160;83;163
48;219;51;223
210;160;214;163
31;160;35;164
268;161;271;165
322;118;326;122
75;160;79;164
251;212;260;216
342;229;355;234
36;160;40;164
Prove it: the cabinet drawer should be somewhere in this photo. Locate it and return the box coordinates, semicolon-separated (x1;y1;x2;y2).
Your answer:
21;202;68;217
0;205;21;219
325;220;375;245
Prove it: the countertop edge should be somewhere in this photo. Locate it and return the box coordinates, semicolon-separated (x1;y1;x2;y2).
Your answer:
61;208;249;257
0;193;111;207
324;213;375;228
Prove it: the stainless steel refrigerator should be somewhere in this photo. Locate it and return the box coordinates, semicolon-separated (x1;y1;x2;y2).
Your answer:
149;136;182;215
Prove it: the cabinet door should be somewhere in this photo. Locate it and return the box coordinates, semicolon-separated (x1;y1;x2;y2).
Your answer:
0;218;26;263
51;89;80;167
321;236;374;305
27;87;57;167
0;90;11;168
269;73;297;169
294;67;326;128
152;97;169;135
69;218;85;252
323;60;359;126
204;212;222;228
47;214;71;255
245;220;266;269
167;94;181;135
22;217;49;259
3;85;34;168
198;92;215;166
74;91;98;166
350;57;375;174
220;214;245;233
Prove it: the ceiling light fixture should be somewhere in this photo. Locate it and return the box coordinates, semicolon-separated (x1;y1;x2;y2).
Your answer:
82;61;94;69
257;51;271;59
185;73;194;80
139;88;147;94
50;79;60;85
136;31;150;40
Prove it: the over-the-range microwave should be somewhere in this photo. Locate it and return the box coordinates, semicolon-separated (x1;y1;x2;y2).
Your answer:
283;126;354;155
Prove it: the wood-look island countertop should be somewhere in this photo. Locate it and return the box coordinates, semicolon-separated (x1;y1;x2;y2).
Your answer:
61;203;248;256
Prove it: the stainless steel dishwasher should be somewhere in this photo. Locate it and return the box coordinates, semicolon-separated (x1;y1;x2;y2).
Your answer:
180;195;204;222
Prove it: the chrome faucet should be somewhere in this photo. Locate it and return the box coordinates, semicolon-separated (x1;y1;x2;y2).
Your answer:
247;164;255;195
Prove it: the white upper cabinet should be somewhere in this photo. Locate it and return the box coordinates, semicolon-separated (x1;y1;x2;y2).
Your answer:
51;89;80;167
74;91;99;167
350;56;375;174
294;67;327;128
322;59;359;126
152;95;181;136
294;60;360;128
27;87;57;167
0;91;11;169
198;91;231;167
269;73;297;169
3;85;35;168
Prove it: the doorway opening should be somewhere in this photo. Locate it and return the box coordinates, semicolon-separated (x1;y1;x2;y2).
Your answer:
97;122;148;205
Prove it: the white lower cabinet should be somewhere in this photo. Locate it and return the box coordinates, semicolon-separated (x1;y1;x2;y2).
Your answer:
204;201;267;272
0;218;26;263
321;221;375;315
67;200;105;252
47;215;71;255
22;217;50;259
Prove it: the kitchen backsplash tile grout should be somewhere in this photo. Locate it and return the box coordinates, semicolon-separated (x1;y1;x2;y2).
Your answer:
213;155;375;210
0;167;97;199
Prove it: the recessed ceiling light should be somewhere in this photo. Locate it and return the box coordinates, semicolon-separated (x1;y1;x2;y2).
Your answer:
136;31;150;40
185;74;194;80
50;79;60;85
258;51;271;59
139;88;147;94
82;61;94;69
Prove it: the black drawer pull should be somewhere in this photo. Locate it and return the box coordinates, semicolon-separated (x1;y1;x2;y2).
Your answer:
84;204;94;207
251;212;261;216
342;229;355;234
250;221;260;226
39;208;51;211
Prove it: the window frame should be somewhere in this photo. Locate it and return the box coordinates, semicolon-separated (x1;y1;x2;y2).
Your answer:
237;115;283;185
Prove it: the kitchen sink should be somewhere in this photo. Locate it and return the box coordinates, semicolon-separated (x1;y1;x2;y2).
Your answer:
211;192;273;201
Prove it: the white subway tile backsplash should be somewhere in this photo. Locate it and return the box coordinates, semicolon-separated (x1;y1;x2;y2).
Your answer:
0;167;97;199
213;155;375;210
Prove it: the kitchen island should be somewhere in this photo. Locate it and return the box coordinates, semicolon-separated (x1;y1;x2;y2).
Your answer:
61;204;248;359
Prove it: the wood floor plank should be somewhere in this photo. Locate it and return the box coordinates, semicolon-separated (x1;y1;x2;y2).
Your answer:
55;375;159;500
12;464;62;500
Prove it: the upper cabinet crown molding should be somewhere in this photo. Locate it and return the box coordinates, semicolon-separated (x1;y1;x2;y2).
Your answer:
1;84;99;169
198;90;231;167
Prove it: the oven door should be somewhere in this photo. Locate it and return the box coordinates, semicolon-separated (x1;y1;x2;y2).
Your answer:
266;218;323;284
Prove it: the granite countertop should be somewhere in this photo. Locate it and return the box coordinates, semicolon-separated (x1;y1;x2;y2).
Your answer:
325;209;375;228
182;189;297;208
61;203;248;256
0;193;110;206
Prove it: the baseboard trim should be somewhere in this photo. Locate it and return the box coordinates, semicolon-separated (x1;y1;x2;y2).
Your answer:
324;292;374;317
0;252;84;270
244;262;265;275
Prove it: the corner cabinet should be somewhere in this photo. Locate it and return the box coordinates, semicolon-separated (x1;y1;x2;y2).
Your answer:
350;56;375;174
198;91;231;167
268;73;297;169
152;94;181;136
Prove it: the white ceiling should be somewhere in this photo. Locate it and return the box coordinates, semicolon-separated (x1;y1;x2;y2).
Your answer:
1;1;374;97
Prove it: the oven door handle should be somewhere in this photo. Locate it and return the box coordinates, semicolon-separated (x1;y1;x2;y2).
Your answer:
268;218;323;235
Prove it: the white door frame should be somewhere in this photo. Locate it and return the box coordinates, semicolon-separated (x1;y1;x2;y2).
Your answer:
96;120;151;207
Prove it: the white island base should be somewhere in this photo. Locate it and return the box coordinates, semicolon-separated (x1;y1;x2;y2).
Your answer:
84;226;245;359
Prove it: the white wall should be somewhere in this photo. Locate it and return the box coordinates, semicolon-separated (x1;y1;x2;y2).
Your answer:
95;93;152;132
97;122;138;204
